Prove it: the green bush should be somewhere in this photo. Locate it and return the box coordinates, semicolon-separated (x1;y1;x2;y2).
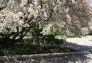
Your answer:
0;26;76;55
23;25;65;46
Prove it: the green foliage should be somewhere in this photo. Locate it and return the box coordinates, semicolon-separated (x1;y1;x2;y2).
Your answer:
0;25;76;55
24;25;65;46
0;49;4;56
12;43;76;55
43;34;64;46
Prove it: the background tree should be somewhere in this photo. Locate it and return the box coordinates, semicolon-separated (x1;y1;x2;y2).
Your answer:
0;0;91;47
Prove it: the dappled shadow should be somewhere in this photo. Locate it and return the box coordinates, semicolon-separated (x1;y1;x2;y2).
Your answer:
0;42;92;63
65;42;92;52
62;53;91;63
0;52;91;63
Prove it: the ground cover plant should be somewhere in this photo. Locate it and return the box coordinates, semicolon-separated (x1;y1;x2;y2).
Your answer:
0;25;76;55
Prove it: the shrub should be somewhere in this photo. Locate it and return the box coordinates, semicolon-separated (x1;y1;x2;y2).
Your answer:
0;0;90;55
0;0;90;46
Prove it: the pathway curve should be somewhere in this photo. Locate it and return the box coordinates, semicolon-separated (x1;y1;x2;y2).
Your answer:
66;35;92;51
65;35;92;63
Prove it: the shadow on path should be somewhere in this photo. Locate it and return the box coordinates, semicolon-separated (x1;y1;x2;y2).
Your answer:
66;42;92;52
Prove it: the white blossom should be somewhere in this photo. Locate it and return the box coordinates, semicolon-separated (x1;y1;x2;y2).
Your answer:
20;0;28;7
41;23;54;35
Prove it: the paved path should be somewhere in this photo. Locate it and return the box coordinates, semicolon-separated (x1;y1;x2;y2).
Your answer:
66;35;92;52
65;35;92;63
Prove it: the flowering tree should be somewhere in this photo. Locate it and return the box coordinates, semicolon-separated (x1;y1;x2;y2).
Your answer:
0;0;52;46
0;0;91;46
